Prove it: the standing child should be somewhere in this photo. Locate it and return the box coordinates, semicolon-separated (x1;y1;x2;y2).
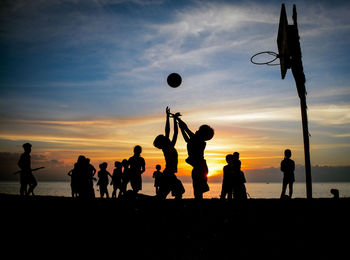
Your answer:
152;164;162;195
232;152;247;199
280;149;295;199
128;145;145;194
97;162;112;198
220;154;234;200
17;143;37;196
119;159;129;197
111;161;123;198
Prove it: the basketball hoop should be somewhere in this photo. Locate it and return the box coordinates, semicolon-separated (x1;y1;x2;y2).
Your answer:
250;51;279;66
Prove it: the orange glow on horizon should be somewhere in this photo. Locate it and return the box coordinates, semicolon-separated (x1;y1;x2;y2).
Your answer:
0;111;311;179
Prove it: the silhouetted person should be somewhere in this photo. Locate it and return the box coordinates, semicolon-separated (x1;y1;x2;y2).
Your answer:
220;154;234;200
67;168;79;198
18;143;38;195
128;145;145;194
97;162;112;198
86;158;96;198
153;107;185;199
177;117;214;199
152;164;162;195
119;159;129;197
74;155;91;198
280;149;295;199
17;143;33;195
111;161;123;198
232;152;247;199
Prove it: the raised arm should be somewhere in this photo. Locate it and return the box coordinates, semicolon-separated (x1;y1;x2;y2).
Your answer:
171;113;180;146
177;117;194;143
165;106;170;139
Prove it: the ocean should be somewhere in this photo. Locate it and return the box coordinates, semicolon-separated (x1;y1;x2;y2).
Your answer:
1;181;350;198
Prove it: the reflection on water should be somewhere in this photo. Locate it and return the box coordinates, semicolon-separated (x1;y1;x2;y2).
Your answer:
1;181;350;198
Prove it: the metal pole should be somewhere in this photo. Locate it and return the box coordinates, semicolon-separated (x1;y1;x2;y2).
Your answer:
299;91;312;199
290;5;312;199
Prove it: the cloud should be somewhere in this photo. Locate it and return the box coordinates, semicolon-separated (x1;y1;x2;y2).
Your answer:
137;2;279;72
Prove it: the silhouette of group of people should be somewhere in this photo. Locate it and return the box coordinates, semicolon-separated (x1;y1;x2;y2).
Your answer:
220;152;247;200
16;107;296;200
67;145;145;199
67;156;96;198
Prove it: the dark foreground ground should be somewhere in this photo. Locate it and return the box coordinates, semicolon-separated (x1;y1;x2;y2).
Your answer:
1;194;349;259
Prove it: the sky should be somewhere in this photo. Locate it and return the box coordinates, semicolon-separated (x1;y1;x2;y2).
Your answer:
0;0;350;182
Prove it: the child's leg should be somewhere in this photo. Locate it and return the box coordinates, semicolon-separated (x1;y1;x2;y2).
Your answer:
281;180;287;198
288;182;293;198
100;187;104;198
228;191;233;200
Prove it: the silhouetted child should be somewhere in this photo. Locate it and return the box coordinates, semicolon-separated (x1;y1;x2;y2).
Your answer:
86;158;96;198
97;162;112;198
153;107;184;199
177;117;214;199
120;159;129;197
111;161;123;198
67;168;79;198
17;143;34;195
152;164;162;195
128;146;145;193
280;149;295;199
220;154;234;200
232;152;247;199
17;143;42;196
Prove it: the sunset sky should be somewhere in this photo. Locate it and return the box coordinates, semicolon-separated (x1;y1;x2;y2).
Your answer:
1;0;350;181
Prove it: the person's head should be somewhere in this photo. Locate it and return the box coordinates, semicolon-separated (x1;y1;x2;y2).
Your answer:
284;149;292;159
122;159;128;167
86;158;90;163
226;154;234;164
196;125;214;141
134;145;142;156
114;161;122;168
77;155;86;164
100;162;108;170
156;164;161;171
22;143;32;153
153;135;170;149
233;152;239;160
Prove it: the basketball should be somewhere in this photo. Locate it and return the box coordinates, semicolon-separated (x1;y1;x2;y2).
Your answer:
167;73;182;88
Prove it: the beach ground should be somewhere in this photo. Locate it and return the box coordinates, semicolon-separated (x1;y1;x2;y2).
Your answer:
2;194;349;259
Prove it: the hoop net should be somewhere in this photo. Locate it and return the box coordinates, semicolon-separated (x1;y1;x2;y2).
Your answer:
250;51;279;66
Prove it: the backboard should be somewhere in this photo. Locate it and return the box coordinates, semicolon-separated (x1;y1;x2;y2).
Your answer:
277;4;290;79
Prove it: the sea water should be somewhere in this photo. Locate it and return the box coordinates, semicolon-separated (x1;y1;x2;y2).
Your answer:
1;181;350;198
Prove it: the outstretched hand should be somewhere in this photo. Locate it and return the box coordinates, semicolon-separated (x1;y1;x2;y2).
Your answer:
166;106;171;116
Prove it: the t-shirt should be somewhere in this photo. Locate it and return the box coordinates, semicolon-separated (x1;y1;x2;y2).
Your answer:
281;158;295;181
128;156;145;175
